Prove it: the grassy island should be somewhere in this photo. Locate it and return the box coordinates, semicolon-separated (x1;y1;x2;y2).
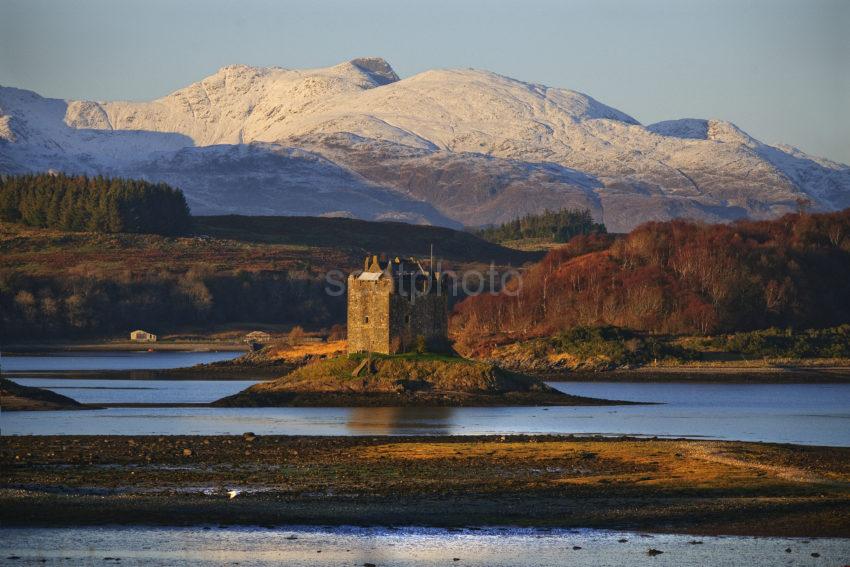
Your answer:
214;353;620;407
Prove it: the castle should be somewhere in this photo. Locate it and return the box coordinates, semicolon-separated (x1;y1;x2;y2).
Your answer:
347;254;449;354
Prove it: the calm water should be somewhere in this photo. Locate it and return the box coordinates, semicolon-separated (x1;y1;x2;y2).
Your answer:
1;350;242;371
3;379;849;445
3;353;850;445
0;526;847;566
10;378;256;404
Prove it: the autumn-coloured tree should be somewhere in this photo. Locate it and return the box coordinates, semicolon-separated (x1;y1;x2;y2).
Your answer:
453;209;850;338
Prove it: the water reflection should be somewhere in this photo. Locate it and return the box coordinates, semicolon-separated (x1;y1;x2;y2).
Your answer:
3;378;850;445
2;526;849;566
347;407;456;435
12;378;257;405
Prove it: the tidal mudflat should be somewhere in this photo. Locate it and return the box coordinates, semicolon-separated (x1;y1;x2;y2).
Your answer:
2;435;849;537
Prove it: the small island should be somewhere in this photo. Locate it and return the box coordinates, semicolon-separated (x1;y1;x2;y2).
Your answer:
216;255;623;408
214;353;616;407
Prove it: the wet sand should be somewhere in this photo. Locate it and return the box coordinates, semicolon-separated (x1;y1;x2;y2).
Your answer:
2;435;848;536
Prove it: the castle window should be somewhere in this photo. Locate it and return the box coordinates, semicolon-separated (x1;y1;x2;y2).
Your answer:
404;315;411;323
364;316;369;324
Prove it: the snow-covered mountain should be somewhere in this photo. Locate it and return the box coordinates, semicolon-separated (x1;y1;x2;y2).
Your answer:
2;57;848;231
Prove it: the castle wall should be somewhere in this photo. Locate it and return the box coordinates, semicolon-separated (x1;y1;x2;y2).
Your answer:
347;275;393;354
388;292;448;353
347;267;449;355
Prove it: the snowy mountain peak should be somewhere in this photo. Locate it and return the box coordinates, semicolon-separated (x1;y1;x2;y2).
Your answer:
1;58;848;231
211;63;275;77
706;120;760;146
347;57;399;85
646;118;710;139
647;118;758;146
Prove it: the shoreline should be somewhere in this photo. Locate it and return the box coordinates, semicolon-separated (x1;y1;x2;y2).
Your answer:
2;435;848;536
545;366;850;383
6;345;850;383
7;365;850;383
2;396;639;410
2;366;285;381
210;391;634;408
1;341;249;354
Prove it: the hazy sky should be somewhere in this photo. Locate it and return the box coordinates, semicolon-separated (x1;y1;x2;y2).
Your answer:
2;0;848;163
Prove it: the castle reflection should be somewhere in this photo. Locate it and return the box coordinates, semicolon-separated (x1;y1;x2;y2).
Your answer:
346;407;456;435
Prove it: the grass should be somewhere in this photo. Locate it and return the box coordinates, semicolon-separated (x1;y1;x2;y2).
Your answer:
347;351;472;364
212;350;601;406
496;236;564;252
255;353;501;390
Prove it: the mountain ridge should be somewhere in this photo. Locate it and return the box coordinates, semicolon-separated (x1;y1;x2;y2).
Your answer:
2;57;848;231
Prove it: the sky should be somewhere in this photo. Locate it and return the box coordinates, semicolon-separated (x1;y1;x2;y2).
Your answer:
1;0;848;163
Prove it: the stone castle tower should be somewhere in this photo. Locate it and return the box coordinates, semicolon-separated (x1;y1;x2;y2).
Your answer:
347;254;449;354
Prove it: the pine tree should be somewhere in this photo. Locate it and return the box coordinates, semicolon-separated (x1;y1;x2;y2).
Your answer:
0;173;191;235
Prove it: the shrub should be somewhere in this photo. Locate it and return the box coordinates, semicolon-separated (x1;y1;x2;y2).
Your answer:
552;326;689;366
288;325;307;346
717;325;850;358
327;324;346;341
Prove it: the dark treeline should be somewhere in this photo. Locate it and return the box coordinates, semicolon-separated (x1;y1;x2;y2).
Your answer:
454;210;850;337
474;208;606;244
0;270;344;340
0;173;191;235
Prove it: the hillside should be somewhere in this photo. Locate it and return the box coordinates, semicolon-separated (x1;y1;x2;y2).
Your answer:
194;215;535;265
2;58;848;231
0;216;535;340
453;209;850;347
213;354;615;407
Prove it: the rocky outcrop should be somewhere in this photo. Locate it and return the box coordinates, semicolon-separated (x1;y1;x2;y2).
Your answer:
0;378;90;411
